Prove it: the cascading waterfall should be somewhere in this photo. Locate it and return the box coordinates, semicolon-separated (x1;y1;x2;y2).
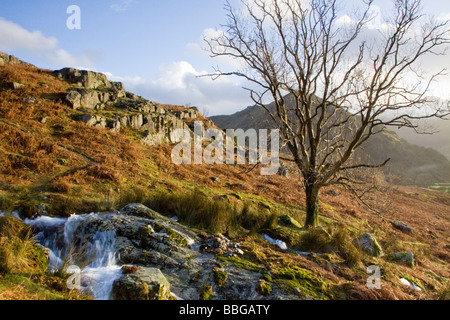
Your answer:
25;214;122;300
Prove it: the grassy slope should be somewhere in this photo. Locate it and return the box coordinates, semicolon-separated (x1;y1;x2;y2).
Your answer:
0;62;449;300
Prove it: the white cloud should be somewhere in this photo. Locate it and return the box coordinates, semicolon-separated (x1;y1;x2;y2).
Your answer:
109;61;252;116
110;0;134;12
0;17;92;68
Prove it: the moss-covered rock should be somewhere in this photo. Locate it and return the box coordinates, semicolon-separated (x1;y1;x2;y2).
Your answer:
112;267;171;300
272;266;330;299
213;267;228;288
256;280;272;296
353;232;383;257
199;285;213;300
277;215;302;229
388;252;414;268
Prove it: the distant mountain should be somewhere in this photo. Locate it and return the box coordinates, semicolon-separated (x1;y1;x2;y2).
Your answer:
392;118;450;161
211;101;450;187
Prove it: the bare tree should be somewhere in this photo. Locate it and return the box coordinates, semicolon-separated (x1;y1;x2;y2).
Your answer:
205;0;450;227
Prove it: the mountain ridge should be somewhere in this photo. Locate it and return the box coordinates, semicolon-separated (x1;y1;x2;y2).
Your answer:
211;100;450;187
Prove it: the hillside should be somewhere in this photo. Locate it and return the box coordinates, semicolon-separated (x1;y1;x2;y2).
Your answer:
211;101;450;187
0;53;449;301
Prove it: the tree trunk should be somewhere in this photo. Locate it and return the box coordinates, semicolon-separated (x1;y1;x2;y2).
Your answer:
304;184;320;228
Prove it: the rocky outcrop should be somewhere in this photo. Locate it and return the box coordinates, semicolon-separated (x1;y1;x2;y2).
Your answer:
53;68;112;90
0;51;34;67
50;67;195;146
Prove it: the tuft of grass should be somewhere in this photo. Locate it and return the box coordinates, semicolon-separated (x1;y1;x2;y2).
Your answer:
0;216;48;275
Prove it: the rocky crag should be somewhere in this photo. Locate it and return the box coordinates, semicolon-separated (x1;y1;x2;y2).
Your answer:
52;67;203;146
1;51;211;147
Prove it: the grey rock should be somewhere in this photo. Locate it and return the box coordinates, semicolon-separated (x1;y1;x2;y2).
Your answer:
22;97;35;103
112;267;171;300
53;68;111;90
388;252;414;268
9;82;26;90
353;232;383;257
391;221;413;234
66;91;82;109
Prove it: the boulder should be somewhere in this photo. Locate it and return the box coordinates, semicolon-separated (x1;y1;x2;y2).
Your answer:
79;89;101;109
200;234;244;257
388;252;414;268
112;267;171;300
278;215;302;229
66;91;82;109
9;82;26;90
391;221;413;234
79;114;107;128
353;232;383;257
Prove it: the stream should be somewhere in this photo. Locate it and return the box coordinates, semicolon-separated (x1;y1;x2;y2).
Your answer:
25;214;122;300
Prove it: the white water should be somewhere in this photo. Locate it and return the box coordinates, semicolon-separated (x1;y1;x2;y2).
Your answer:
261;234;288;250
25;214;122;300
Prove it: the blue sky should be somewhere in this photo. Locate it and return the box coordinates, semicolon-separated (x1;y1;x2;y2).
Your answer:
1;0;449;115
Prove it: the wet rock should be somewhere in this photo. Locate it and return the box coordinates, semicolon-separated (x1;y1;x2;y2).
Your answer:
112;267;171;300
353;232;382;257
200;234;244;257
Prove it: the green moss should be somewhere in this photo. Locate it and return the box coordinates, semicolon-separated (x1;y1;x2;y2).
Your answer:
231;193;243;201
263;226;304;247
164;226;189;247
217;256;264;273
256;280;272;296
199;285;213;300
261;273;272;282
272;266;330;300
277;215;302;229
213;267;228;288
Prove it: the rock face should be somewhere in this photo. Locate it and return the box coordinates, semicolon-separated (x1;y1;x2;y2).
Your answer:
112;267;171;300
353;232;383;257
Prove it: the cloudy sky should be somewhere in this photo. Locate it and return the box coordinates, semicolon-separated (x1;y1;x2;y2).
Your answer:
1;0;449;115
